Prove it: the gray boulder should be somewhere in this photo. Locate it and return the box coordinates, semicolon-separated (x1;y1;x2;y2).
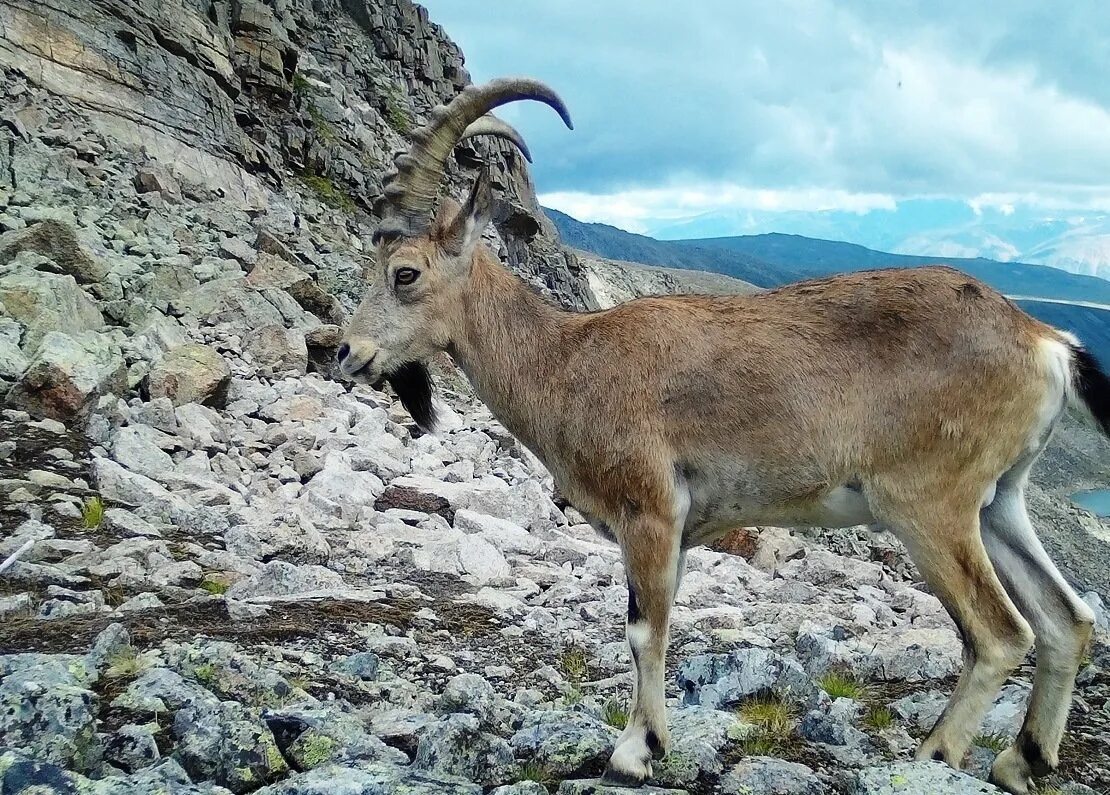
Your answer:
145;343;231;407
0;269;103;349
413;713;518;787
172;700;288;793
509;709;617;779
677;648;814;708
254;762;483;794
7;331;126;420
853;761;1003;794
0;656;101;771
721;756;826;794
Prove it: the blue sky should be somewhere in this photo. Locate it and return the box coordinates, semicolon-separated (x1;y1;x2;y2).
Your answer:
420;0;1110;260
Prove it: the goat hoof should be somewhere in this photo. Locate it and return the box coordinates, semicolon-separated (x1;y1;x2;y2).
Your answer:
988;746;1033;795
600;759;650;788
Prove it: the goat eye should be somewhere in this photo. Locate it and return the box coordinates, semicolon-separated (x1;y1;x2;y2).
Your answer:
394;267;419;286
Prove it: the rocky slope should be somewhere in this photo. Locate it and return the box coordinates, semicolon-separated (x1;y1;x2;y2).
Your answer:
1;2;1109;795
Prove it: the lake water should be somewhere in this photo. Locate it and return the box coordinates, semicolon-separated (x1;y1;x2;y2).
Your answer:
1072;489;1110;517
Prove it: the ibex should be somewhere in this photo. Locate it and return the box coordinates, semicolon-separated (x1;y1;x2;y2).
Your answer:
338;77;1110;794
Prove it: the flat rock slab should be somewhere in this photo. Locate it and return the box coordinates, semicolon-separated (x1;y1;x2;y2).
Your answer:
557;781;689;795
853;761;1003;794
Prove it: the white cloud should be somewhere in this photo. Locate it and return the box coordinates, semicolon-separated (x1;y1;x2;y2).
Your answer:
424;0;1110;209
541;184;896;231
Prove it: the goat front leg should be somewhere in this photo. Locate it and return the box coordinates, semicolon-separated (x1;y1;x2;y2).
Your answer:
602;513;682;787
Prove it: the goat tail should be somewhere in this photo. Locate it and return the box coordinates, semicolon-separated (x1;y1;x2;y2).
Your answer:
1066;338;1110;437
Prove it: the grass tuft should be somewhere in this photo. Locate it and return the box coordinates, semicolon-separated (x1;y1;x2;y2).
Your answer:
292;73;312;95
863;704;895;730
517;761;551;783
602;698;629;730
818;669;867;700
82;496;105;529
105;647;158;679
972;732;1010;753
738;693;794;735
734;693;795;757
559;646;590;687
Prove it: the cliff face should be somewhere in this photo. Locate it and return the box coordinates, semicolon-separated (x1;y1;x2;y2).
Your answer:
0;0;591;308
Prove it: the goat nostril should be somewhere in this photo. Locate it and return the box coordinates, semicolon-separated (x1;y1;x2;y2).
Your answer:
336;342;351;363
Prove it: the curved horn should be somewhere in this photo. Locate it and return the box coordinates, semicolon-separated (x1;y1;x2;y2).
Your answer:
461;115;534;163
381;77;573;231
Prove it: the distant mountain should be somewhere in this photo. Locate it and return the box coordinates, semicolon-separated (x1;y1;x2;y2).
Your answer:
547;208;1110;367
682;234;1110;305
546;208;806;286
644;198;1110;281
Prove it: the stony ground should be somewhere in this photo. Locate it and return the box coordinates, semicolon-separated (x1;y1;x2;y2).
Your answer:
2;2;1110;793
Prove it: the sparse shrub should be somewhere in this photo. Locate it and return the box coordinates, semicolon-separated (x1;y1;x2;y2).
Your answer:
818;669;866;700
602;698;629;730
82;496;104;529
863;704;895;730
193;663;217;684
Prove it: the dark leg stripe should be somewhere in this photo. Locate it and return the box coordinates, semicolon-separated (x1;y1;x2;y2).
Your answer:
627;583;642;625
1019;731;1054;777
646;729;664;760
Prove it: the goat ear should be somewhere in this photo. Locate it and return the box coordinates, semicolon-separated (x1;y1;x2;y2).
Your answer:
441;167;494;257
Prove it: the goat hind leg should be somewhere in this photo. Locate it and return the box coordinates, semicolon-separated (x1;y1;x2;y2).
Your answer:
602;515;681;787
881;504;1033;768
981;488;1095;795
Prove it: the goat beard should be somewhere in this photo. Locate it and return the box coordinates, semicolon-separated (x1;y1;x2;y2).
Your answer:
384;361;438;432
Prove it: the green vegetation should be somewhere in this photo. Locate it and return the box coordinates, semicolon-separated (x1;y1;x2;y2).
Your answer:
306;104;337;143
299;173;356;213
602;698;629;730
734;693;795;757
193;663;217;684
517;761;551;784
199;575;230;596
292;73;313;95
817;669;867;700
296;733;337;768
972;732;1010;753
558;645;590;686
863;704;895;730
558;688;583;707
383;89;412;135
105;648;158;679
82;496;104;529
738;693;793;735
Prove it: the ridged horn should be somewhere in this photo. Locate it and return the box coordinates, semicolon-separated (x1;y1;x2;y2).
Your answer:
380;77;573;233
461;115;534;162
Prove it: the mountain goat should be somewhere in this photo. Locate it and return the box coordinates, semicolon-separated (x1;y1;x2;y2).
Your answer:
338;77;1110;794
